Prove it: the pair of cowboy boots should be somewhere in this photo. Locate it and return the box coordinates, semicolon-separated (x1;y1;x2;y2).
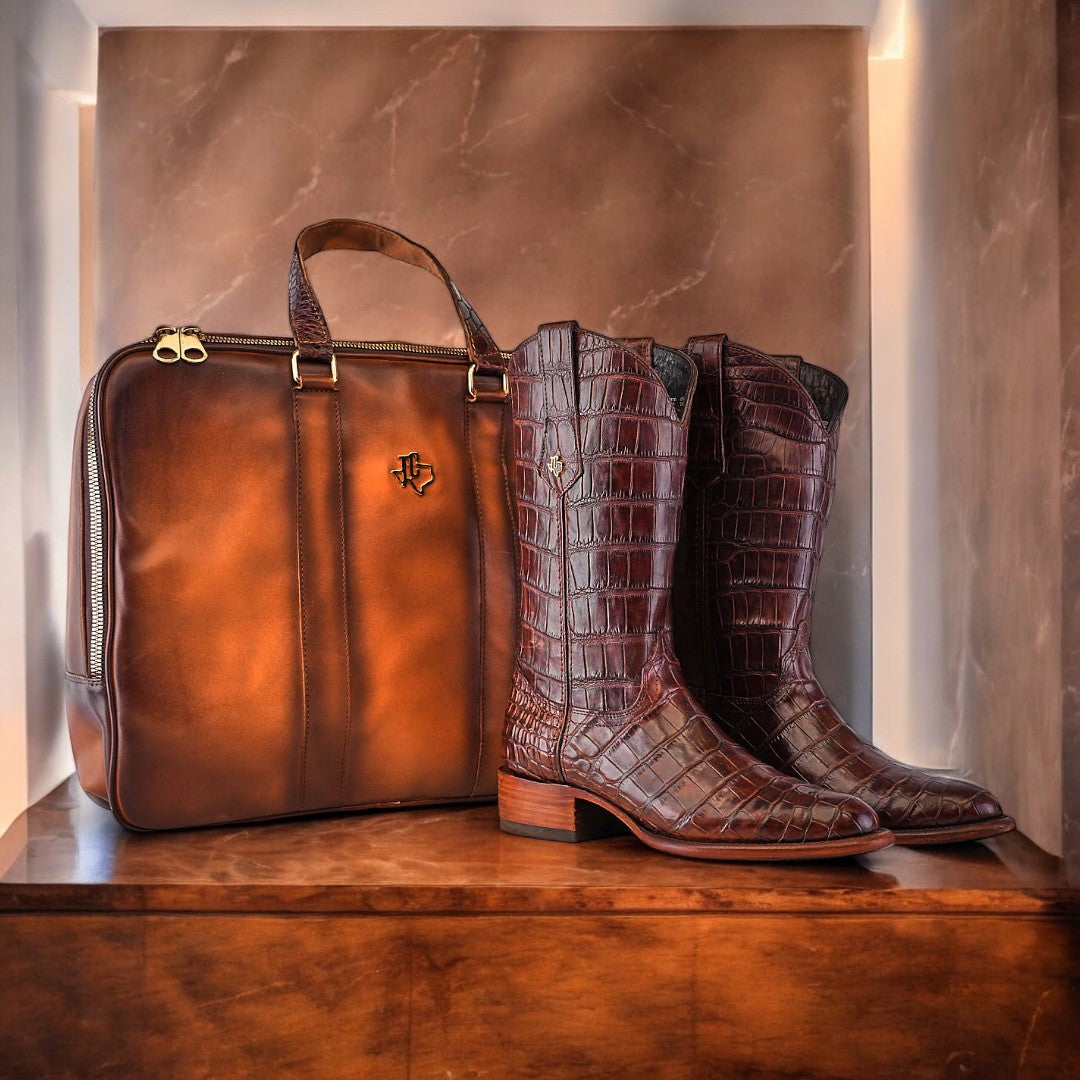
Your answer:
497;324;1014;860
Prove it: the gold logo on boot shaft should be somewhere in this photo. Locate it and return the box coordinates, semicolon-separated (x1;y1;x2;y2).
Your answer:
392;451;435;495
547;452;564;477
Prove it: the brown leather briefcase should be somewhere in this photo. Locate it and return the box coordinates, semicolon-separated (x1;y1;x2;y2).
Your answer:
65;220;515;829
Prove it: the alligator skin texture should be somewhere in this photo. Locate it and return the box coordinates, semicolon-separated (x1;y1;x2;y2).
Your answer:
504;322;880;844
673;335;1005;833
288;219;500;365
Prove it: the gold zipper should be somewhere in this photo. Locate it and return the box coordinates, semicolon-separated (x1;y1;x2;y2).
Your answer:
179;326;208;362
151;325;513;362
151;326;180;363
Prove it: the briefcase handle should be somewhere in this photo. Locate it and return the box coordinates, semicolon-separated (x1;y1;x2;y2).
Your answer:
288;219;502;371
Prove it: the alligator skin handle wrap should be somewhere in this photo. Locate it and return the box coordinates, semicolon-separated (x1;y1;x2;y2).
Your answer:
287;218;501;367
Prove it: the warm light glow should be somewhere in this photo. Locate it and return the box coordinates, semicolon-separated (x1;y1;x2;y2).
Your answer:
869;0;906;61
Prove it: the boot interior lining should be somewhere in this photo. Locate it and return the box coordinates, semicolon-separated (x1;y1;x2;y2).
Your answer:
651;345;695;417
796;360;848;432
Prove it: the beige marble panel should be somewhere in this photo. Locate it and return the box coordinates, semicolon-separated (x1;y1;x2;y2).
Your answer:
96;28;872;732
909;1;1062;854
1059;0;1080;879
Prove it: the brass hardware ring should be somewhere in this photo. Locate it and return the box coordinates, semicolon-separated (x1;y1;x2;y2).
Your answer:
291;349;338;389
466;363;509;403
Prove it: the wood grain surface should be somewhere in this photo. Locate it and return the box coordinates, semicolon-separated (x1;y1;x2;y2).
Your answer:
1;780;1078;1077
2;912;1078;1078
2;780;1075;916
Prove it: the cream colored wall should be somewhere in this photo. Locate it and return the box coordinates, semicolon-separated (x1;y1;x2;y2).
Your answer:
869;0;927;767
0;0;94;836
0;29;29;838
72;0;879;28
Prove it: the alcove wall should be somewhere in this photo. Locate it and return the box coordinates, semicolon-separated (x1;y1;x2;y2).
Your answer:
1058;0;1080;874
871;0;1063;860
94;26;874;741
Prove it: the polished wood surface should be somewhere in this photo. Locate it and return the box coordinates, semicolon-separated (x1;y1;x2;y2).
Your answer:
4;912;1078;1079
2;779;1078;1079
0;778;1074;915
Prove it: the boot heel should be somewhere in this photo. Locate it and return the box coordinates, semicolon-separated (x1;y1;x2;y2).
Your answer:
498;768;627;844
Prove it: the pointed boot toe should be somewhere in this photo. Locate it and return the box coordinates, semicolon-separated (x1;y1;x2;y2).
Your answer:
673;335;1012;849
884;775;1015;846
830;795;882;840
970;787;1005;822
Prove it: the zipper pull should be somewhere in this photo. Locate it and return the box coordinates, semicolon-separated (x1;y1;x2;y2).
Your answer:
152;325;181;363
179;326;207;363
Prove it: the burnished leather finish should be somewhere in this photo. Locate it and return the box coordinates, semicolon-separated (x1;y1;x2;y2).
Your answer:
674;336;1014;843
65;221;514;829
503;323;888;855
292;383;352;811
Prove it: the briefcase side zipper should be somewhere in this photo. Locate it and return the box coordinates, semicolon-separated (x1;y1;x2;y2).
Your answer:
85;371;105;679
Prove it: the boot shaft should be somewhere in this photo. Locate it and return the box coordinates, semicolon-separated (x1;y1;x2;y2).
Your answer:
675;335;848;698
509;324;696;714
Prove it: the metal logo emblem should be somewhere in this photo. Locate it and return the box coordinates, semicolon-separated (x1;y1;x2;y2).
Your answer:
392;451;435;495
547;452;564;477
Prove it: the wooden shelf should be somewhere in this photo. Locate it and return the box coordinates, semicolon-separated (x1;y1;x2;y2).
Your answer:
2;778;1078;1079
0;778;1075;917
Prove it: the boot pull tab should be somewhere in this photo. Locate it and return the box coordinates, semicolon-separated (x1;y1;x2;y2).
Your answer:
537;321;583;493
685;334;726;475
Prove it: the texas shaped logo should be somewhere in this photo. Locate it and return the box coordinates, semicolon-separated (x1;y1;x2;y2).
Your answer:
391;451;435;495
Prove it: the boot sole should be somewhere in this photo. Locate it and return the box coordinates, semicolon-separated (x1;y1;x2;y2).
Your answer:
890;815;1016;846
498;769;894;862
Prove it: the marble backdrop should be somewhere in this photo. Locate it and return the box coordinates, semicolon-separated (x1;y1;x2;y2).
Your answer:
912;2;1062;854
1059;0;1080;879
96;28;873;735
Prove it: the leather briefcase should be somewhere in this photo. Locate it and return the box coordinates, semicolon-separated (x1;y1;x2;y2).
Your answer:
65;219;515;829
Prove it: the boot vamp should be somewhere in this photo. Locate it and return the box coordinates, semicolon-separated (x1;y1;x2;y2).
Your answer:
561;683;878;844
715;680;1003;831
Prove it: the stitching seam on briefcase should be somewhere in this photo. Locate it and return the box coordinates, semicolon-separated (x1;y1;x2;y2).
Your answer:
293;392;312;809
333;392;353;804
464;402;487;798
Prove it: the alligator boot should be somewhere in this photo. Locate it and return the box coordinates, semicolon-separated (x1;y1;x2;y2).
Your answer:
497;322;892;860
673;335;1014;845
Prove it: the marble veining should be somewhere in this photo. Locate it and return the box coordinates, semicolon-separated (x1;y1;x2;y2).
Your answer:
911;1;1062;855
96;27;872;733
